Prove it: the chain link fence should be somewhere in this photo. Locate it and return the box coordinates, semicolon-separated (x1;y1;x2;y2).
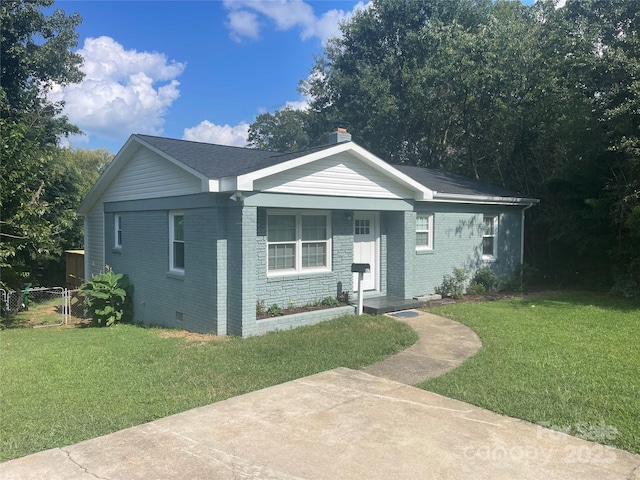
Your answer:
1;287;90;328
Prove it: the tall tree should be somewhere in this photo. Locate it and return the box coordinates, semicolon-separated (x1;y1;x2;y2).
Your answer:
250;0;640;292
0;0;84;289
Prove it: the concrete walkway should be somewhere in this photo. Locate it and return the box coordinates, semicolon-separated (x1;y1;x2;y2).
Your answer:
363;310;482;384
1;311;639;479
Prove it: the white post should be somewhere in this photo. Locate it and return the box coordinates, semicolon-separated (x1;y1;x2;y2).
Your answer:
357;272;364;315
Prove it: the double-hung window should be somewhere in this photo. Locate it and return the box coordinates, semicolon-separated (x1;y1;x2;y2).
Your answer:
114;214;122;249
170;211;185;272
267;211;331;274
416;213;433;251
482;215;498;260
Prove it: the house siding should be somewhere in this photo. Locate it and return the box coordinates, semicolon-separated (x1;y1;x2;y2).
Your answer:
102;148;202;204
254;153;413;199
85;203;104;278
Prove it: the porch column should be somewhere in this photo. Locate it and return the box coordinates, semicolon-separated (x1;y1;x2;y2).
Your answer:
226;205;257;336
386;211;415;299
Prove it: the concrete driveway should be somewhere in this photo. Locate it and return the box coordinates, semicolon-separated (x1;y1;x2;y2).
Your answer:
1;368;638;479
2;311;639;479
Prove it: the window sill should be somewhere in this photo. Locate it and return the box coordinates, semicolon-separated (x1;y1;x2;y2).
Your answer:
112;247;122;254
166;270;185;280
482;256;498;263
416;248;434;255
267;268;332;280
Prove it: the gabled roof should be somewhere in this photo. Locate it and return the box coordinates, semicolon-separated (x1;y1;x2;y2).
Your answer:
79;134;538;215
135;134;338;178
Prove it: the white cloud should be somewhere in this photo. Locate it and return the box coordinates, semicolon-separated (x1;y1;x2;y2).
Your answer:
182;120;250;147
227;10;261;41
224;0;370;44
50;36;185;141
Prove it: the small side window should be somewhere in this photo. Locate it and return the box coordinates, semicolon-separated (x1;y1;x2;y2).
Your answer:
170;211;185;272
114;214;122;249
416;213;433;251
482;215;498;260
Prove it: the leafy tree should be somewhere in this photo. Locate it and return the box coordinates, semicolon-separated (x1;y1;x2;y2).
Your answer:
247;107;331;153
1;0;84;289
249;0;640;292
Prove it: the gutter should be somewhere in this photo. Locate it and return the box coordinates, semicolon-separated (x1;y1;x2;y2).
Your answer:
431;192;539;206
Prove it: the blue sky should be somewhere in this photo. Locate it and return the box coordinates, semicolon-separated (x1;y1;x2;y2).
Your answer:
51;0;536;153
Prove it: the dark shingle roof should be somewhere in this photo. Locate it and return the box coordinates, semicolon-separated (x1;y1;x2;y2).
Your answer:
136;134;338;178
136;134;531;199
394;165;526;198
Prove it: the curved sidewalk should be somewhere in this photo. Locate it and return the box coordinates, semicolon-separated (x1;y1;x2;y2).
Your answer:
362;310;482;384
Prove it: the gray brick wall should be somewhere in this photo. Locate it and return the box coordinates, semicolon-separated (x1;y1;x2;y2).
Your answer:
254;209;353;310
409;206;524;297
103;198;525;336
105;207;219;334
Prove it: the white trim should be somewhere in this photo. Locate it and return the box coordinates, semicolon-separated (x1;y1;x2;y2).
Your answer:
169;211;185;274
114;213;122;249
431;193;540;206
416;213;434;251
238;143;434;200
266;209;332;276
353;211;380;292
482;214;499;261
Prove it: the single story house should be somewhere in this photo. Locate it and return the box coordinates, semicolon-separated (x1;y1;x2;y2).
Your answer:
78;130;538;336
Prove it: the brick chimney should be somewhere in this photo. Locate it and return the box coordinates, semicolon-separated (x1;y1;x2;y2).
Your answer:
327;126;352;144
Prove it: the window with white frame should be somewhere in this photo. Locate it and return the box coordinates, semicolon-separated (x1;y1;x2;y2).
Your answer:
482;215;498;259
114;214;122;249
416;213;433;251
267;211;331;274
170;211;185;272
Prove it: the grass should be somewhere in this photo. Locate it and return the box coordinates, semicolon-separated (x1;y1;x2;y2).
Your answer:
0;314;417;461
420;292;640;454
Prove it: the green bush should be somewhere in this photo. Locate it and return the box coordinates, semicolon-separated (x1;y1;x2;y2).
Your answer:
80;269;133;326
468;281;486;296
256;300;266;317
267;304;284;317
321;296;340;307
472;267;498;292
436;267;469;299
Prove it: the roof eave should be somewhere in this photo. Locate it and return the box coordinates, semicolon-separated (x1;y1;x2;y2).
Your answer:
233;142;434;199
429;193;540;206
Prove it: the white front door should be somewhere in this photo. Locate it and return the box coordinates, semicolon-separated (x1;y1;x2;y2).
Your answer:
353;212;379;291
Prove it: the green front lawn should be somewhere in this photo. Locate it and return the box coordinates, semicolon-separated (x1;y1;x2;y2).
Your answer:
0;315;417;461
421;292;640;454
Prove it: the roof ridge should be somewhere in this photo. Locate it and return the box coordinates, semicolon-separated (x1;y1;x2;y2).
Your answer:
134;133;276;154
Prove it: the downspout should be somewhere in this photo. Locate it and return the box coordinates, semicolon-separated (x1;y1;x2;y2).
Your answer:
520;203;535;265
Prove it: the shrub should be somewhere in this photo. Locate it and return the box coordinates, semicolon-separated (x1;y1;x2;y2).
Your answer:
337;291;350;304
472;267;498;292
436;267;469;299
468;281;486;296
80;269;133;326
502;264;540;292
267;304;284;317
320;296;339;307
256;300;266;317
